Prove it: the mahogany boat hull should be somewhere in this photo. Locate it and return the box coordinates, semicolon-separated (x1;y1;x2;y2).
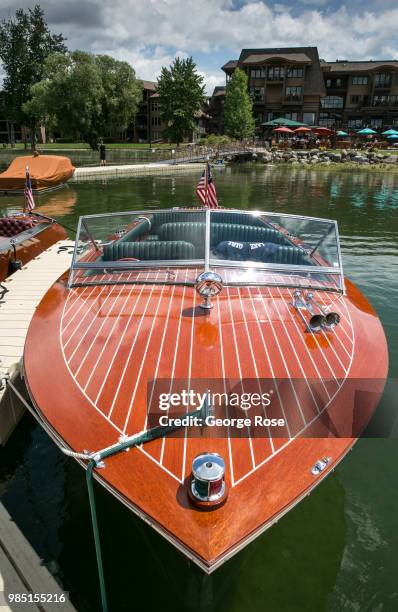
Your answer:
23;268;388;572
0;219;67;281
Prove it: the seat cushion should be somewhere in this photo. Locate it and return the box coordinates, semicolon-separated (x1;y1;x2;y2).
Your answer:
103;240;195;261
158;222;290;248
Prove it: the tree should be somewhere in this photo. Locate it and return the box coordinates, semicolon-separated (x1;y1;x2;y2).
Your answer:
223;68;255;140
156;57;206;145
0;4;67;147
24;51;143;149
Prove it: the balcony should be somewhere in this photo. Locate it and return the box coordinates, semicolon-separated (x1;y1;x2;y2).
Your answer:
282;96;303;105
371;96;398;107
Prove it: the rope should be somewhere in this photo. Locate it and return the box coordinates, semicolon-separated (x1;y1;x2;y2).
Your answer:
4;376;211;612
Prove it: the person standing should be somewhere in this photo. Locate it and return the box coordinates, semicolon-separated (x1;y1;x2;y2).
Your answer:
99;140;106;166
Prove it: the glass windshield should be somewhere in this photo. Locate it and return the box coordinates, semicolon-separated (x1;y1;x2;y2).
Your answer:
69;208;344;293
209;210;343;292
68;209;205;287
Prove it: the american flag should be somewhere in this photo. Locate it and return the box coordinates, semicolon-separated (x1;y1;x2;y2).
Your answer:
24;168;35;212
196;163;218;208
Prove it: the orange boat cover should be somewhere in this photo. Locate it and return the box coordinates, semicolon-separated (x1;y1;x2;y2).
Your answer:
0;155;75;190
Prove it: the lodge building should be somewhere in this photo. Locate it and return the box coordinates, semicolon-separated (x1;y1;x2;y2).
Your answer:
216;46;398;133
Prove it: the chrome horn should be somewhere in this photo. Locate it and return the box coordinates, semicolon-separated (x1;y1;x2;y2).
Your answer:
292;290;340;333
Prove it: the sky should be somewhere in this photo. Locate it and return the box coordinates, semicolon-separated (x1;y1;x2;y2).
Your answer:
0;0;398;93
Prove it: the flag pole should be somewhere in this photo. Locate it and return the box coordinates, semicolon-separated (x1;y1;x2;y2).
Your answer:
24;165;29;214
204;158;209;208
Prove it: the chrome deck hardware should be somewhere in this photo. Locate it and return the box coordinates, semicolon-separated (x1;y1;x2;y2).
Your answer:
189;452;227;508
311;457;332;476
195;271;223;310
292;290;340;333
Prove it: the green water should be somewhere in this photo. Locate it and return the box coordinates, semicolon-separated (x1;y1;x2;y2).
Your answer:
1;165;397;612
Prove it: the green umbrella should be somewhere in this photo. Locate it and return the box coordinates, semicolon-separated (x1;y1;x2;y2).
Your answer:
337;130;349;137
382;128;398;136
262;117;306;127
357;128;377;135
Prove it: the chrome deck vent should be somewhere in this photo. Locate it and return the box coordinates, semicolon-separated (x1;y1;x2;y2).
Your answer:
311;457;332;476
195;271;223;310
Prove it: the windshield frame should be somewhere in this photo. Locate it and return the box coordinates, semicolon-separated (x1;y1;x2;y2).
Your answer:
68;208;345;293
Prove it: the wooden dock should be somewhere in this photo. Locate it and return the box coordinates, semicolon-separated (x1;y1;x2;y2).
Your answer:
0;502;76;611
0;240;75;445
72;162;204;181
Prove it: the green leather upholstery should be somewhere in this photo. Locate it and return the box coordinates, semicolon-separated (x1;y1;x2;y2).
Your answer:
158;222;290;247
269;245;311;265
151;211;267;229
103;240;195;261
114;214;154;243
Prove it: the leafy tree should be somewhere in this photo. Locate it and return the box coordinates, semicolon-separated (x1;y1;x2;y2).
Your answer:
156;57;205;145
25;51;142;149
223;68;255;140
0;4;67;147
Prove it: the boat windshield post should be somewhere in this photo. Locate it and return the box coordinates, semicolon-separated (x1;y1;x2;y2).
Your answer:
82;218;100;253
204;207;211;272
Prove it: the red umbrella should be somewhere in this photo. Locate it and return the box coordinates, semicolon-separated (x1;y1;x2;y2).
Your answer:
273;127;294;133
294;126;311;133
312;127;333;135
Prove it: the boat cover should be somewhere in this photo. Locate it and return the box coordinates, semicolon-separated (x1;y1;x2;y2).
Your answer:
0;155;75;191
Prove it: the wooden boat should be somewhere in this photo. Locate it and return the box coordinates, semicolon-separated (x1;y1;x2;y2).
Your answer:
0;212;67;281
0;155;75;195
23;208;388;572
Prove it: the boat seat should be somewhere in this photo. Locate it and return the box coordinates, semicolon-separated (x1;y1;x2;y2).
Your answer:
103;240;195;261
0;216;35;237
213;241;313;265
272;245;312;265
158;222;290;248
113;214;154;244
151;211;268;230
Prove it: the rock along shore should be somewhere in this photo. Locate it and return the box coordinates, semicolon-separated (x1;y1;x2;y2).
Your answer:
254;147;398;168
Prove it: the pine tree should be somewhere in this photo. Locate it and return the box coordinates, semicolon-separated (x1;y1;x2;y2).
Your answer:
223;68;255;140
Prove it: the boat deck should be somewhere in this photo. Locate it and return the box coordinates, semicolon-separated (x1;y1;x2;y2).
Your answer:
0;240;74;444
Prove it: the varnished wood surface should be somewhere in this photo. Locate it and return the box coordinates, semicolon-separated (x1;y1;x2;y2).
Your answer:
0;223;67;281
23;272;388;570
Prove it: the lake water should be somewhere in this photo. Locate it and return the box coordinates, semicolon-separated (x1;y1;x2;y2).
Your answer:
1;165;397;612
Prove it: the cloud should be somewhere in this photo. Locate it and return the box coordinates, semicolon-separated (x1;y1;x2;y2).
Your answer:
0;0;398;90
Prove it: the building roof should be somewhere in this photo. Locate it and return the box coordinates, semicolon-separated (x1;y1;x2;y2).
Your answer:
241;52;311;64
221;60;238;71
236;47;326;96
141;80;157;91
321;60;398;73
211;86;226;97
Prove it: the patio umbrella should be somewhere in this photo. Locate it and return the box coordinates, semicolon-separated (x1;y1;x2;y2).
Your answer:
262;117;306;127
313;127;333;135
387;134;398;139
294;126;311;133
357;128;377;135
273;127;294;133
337;130;349;137
382;128;398;136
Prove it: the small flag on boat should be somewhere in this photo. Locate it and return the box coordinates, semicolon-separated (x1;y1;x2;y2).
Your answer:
24;167;35;212
196;162;218;208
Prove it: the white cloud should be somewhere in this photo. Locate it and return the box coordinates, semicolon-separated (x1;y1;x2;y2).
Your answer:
1;1;398;88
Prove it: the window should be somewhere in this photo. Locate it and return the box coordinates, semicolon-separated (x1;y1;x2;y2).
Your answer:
393;118;398;127
373;95;389;106
151;116;161;126
374;73;392;87
321;96;344;108
250;68;265;78
287;67;304;78
370;118;383;128
284;113;298;121
250;87;264;102
151;101;160;112
285;86;302;101
350;95;361;104
347;118;363;128
319;112;341;127
303;112;316;125
326;78;342;88
352;76;368;85
255;113;263;124
267;66;285;80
